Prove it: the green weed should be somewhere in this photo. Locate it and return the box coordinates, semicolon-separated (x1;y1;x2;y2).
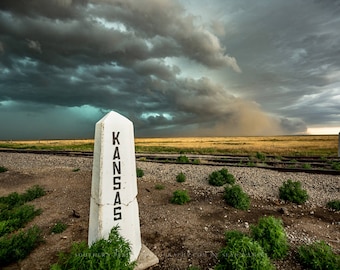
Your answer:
176;172;186;183
0;166;7;173
223;185;250;210
136;168;144;178
154;184;165;190
298;241;340;270
208;168;235;186
216;231;274;270
170;190;190;205
51;226;135;270
51;221;68;234
327;200;340;211
176;155;190;163
279;179;309;204
250;216;288;259
0;226;43;267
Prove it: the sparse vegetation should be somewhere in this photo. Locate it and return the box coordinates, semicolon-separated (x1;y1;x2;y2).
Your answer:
154;184;165;190
331;162;340;170
250;216;289;259
298;241;340;270
0;166;7;173
72;168;80;172
136;168;144;178
0;226;43;267
256;152;266;161
208;168;235;186
327;200;340;211
216;231;274;270
51;226;135;270
0;186;45;266
279;179;309;204
170;190;190;205
51;221;68;234
302;163;312;169
176;155;190;163
223;185;250;210
176;172;186;183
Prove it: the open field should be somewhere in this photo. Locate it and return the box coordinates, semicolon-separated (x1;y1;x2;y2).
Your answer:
0;135;338;156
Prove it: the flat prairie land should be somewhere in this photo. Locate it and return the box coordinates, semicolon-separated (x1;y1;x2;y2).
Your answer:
135;135;338;156
0;135;338;156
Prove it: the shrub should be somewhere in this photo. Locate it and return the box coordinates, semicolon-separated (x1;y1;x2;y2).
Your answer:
250;216;289;259
22;185;46;202
0;166;7;173
208;169;235;186
176;172;186;183
136;168;144;178
51;221;68;234
279;179;308;204
170;190;190;205
177;155;190;163
216;232;274;270
327;200;340;211
223;185;250;210
298;241;340;270
0;226;43;267
51;226;135;270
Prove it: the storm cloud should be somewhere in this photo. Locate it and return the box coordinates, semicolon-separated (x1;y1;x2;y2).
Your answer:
0;0;339;139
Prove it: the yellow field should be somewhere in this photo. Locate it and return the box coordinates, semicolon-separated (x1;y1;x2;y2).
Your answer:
0;135;338;156
135;136;338;156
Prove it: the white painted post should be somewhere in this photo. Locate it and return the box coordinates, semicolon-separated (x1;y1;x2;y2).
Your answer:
338;132;340;157
88;111;142;261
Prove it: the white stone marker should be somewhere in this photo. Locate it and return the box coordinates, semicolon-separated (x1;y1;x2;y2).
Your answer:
88;111;141;261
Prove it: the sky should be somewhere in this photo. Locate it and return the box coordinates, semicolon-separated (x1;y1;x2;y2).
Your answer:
0;0;339;139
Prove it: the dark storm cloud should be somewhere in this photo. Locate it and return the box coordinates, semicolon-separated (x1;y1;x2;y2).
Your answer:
0;0;339;139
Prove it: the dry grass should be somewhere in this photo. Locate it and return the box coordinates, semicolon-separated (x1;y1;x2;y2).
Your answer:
0;135;338;156
135;136;338;156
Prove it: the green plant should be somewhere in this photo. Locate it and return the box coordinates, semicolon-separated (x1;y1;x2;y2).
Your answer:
223;185;250;210
51;226;135;270
193;159;201;165
279;179;309;204
250;216;289;259
72;168;80;172
51;221;68;234
154;184;165;190
170;190;190;205
302;163;312;169
136;168;144;178
256;152;266;161
298;241;340;270
0;185;45;209
331;162;340;170
0;204;42;237
176;172;186;183
177;155;190;163
327;200;340;211
246;161;255;167
0;166;7;173
0;226;43;267
216;231;274;270
208;168;235;186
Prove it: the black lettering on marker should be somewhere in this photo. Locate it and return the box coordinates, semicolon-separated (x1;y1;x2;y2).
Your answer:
112;132;120;145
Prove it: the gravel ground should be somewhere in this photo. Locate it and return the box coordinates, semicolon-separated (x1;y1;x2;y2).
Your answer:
1;152;339;206
0;152;339;270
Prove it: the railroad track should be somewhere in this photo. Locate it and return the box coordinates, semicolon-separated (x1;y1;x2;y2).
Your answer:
1;148;340;175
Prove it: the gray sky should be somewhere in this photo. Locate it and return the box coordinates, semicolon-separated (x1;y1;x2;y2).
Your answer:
0;0;339;139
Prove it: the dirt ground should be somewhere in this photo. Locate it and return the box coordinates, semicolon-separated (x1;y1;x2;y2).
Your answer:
0;160;339;270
